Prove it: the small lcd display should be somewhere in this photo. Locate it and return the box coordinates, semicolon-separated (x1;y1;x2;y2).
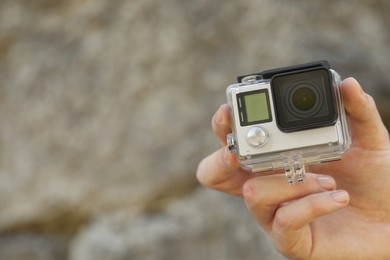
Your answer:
244;92;270;123
237;89;272;126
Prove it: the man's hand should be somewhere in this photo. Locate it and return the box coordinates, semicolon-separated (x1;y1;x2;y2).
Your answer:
197;78;390;259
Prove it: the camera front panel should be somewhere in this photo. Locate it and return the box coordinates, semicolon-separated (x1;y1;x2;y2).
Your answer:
226;61;350;173
227;80;340;158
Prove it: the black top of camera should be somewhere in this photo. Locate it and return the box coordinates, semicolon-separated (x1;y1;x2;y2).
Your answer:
237;60;330;83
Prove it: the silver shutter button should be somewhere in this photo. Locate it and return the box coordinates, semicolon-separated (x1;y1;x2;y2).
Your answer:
246;127;269;147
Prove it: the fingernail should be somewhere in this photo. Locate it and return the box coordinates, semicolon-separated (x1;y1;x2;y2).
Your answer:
344;77;365;97
354;78;366;98
356;81;365;96
331;190;349;204
317;176;335;190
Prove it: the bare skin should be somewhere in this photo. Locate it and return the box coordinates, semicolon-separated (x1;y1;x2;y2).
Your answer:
197;78;390;259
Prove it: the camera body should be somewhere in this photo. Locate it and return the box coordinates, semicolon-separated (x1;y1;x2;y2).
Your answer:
226;61;350;180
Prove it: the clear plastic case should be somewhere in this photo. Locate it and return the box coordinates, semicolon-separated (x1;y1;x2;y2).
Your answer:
226;61;351;184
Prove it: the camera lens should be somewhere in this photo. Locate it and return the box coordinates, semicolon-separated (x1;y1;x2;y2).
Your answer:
285;82;323;118
292;87;316;111
271;68;337;132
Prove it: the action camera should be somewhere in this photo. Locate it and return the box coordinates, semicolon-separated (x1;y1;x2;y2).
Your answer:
226;61;350;184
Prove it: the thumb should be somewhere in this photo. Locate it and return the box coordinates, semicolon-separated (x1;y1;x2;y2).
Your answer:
341;77;390;150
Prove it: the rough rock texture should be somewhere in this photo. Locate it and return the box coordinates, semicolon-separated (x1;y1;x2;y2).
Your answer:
0;235;67;260
0;0;389;259
68;189;284;260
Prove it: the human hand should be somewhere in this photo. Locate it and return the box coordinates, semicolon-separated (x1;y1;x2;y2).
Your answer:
197;78;390;259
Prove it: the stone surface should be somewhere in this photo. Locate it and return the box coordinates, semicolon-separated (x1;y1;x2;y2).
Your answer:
0;234;68;260
0;0;389;259
68;188;285;260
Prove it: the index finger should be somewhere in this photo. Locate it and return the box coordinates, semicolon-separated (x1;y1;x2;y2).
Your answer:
211;104;231;145
196;146;252;196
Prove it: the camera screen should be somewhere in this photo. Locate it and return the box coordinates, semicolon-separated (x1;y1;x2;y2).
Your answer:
237;89;272;126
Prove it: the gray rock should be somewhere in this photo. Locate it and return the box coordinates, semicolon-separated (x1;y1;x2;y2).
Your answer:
69;188;286;260
0;234;67;260
0;0;388;259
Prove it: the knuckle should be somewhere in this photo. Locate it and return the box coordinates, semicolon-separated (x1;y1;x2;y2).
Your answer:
242;180;255;201
195;149;236;189
243;178;267;208
196;154;221;189
196;158;209;186
273;208;291;231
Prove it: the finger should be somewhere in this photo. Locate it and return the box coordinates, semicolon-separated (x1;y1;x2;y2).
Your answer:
211;104;231;145
271;190;349;257
243;173;337;232
196;146;253;196
341;77;390;150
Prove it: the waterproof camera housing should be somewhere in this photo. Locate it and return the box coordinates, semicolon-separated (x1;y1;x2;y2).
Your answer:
226;61;350;184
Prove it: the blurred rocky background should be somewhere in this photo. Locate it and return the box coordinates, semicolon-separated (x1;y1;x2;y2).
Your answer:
0;0;389;259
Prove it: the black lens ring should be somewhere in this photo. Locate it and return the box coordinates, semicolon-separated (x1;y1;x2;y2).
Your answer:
284;80;324;118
